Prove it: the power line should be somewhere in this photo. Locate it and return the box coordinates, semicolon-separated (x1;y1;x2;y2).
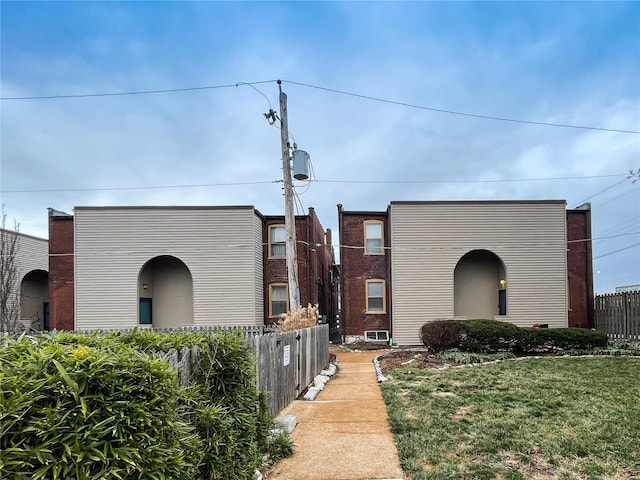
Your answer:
4;77;638;134
594;242;640;260
1;173;628;195
592;186;640;209
314;173;627;185
575;175;636;206
568;231;640;243
0;173;627;195
282;80;640;134
0;80;278;100
6;233;634;258
597;217;640;237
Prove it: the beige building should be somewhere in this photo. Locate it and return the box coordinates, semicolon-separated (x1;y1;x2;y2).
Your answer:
339;200;573;346
0;229;49;331
73;206;264;330
390;201;568;345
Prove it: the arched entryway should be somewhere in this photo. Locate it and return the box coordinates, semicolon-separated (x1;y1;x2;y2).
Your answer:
20;269;49;331
138;256;193;329
454;250;506;319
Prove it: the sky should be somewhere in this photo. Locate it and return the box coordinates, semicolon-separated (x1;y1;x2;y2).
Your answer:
1;1;639;293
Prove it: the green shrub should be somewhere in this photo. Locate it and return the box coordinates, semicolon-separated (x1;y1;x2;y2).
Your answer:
517;327;608;353
0;338;202;480
1;329;293;480
456;319;521;352
453;320;609;354
421;320;463;352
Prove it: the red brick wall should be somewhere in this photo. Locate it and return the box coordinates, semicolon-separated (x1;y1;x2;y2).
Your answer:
338;208;390;337
263;210;336;325
48;214;74;331
567;208;595;328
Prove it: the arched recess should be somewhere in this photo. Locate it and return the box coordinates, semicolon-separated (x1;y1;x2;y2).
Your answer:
454;249;506;319
20;269;49;331
138;255;193;329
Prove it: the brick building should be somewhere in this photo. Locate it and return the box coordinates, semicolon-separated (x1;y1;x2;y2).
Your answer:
337;205;391;342
264;207;338;325
48;209;74;331
338;201;595;345
46;206;337;331
566;203;595;328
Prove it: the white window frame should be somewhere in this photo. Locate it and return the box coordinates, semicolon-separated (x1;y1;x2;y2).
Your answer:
365;279;386;314
364;220;384;255
269;225;286;258
269;283;289;318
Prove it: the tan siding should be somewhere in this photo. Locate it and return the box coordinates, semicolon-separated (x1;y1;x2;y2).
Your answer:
253;213;265;323
74;207;262;330
7;232;49;324
391;202;568;345
15;233;49;282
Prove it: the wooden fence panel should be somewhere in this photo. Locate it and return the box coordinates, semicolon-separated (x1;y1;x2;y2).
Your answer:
247;325;329;415
62;323;329;416
595;291;640;340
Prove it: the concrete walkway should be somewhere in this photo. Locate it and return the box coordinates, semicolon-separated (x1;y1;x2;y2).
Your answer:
266;350;405;480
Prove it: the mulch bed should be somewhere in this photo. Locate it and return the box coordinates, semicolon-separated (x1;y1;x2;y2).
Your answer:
376;350;460;374
337;342;462;373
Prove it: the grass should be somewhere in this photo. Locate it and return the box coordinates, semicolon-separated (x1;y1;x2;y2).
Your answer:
381;357;640;480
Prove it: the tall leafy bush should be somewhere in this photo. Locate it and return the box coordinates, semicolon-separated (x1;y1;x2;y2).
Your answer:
0;338;201;480
1;329;292;480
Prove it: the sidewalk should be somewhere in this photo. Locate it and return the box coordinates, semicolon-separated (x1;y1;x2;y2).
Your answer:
266;350;405;480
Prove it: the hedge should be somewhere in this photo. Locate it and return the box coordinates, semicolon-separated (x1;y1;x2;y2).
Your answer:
0;329;292;480
421;319;608;354
0;339;201;480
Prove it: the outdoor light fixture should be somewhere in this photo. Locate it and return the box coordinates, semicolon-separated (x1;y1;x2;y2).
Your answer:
143;283;148;290
499;279;507;288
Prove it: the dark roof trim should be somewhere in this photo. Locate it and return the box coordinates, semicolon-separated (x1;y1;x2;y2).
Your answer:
390;200;567;206
74;205;257;211
48;208;72;218
73;205;264;218
569;202;591;211
337;210;388;216
0;228;48;242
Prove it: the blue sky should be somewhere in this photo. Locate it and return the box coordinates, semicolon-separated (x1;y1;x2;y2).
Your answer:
1;1;639;293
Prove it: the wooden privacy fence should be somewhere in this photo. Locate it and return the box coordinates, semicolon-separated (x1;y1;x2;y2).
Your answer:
160;324;330;415
246;324;330;415
70;324;276;336
595;290;640;340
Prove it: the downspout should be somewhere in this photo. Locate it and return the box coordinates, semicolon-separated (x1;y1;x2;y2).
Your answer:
337;204;345;343
307;208;313;312
386;204;392;346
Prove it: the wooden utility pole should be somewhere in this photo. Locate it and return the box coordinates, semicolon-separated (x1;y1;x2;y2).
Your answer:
278;80;300;311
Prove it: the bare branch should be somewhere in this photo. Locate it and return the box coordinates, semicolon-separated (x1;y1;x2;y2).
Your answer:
1;205;21;333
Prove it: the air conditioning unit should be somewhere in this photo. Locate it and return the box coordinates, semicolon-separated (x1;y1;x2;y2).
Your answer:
364;330;389;342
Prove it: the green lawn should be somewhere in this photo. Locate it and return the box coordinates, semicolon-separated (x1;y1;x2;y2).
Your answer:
381;357;640;480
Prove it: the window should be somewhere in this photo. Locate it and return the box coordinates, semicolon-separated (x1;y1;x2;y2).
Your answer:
366;280;386;313
365;330;389;342
269;225;286;257
269;284;289;317
364;221;383;254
